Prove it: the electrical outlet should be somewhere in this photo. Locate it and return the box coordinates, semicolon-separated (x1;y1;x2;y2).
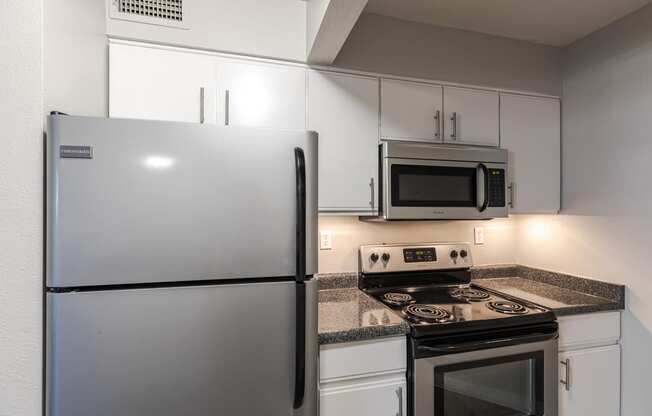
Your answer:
474;227;485;245
319;230;332;250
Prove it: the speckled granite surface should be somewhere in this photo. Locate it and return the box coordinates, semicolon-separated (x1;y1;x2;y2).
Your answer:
316;272;357;290
472;265;625;316
318;288;409;345
316;265;625;344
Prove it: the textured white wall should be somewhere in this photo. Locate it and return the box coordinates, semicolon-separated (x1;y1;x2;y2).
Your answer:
516;4;652;415
0;0;43;415
333;13;561;95
318;216;516;273
334;13;563;96
44;0;108;116
107;0;307;61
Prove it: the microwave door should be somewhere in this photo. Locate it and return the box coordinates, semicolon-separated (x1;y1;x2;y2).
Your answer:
383;158;507;220
384;158;479;220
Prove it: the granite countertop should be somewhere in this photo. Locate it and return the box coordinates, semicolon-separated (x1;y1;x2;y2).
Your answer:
472;265;625;316
474;277;623;316
316;266;625;345
318;287;409;345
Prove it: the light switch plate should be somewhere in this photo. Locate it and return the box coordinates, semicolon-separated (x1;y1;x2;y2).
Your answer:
320;230;333;250
474;227;485;245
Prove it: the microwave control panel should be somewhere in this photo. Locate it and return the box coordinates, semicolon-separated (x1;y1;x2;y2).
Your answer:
488;169;506;207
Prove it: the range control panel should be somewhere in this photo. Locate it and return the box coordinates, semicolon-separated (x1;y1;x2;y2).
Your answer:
359;243;473;274
403;248;436;263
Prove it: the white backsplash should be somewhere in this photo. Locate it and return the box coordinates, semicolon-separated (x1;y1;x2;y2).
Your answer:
318;216;516;274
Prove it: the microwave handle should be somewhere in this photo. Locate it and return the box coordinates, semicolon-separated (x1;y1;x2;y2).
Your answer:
478;163;489;212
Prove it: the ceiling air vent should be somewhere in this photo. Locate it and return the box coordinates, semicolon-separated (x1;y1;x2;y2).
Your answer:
109;0;189;29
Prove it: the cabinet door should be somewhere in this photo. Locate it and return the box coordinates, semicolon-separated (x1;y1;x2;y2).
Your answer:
218;59;306;129
381;78;443;142
109;44;217;124
500;93;560;213
443;86;499;146
559;345;620;416
321;380;406;416
308;71;379;213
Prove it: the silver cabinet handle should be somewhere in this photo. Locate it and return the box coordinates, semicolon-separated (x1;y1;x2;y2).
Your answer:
224;89;230;126
369;177;375;210
200;87;206;124
434;110;441;138
560;358;570;391
395;386;403;416
508;182;515;208
450;112;457;139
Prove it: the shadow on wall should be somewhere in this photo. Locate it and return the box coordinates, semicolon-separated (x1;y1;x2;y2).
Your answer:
622;307;652;414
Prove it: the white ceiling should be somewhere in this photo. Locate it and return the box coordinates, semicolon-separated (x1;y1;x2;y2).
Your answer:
364;0;652;47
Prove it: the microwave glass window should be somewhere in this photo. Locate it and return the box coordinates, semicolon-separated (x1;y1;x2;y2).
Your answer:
391;165;477;207
434;353;544;416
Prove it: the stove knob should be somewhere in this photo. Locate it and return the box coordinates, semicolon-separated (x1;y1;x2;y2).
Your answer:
450;250;459;259
370;253;379;263
381;252;391;262
460;249;468;259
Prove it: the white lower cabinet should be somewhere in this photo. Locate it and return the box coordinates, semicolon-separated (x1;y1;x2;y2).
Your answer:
321;378;406;416
558;345;620;416
557;312;621;416
320;337;407;416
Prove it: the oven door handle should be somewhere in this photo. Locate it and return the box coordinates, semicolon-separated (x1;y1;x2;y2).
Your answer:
477;163;489;212
417;331;555;355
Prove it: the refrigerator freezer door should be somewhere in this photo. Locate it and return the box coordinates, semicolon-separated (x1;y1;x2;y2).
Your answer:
46;115;317;287
46;279;318;416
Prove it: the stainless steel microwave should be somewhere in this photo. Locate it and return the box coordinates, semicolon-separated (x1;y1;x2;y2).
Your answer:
375;142;509;220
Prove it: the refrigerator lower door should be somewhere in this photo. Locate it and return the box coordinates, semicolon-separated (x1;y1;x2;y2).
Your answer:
46;279;318;416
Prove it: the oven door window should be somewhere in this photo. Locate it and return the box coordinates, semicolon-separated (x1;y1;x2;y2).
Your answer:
391;164;477;207
434;352;544;416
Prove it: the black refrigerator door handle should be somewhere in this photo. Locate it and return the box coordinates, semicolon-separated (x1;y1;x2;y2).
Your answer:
293;147;306;410
478;163;490;212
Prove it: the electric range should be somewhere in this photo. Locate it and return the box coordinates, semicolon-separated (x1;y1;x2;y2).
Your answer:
359;243;559;416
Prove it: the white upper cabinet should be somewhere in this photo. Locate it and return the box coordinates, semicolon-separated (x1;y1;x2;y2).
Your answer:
500;93;560;214
109;42;306;130
308;70;379;213
443;86;500;146
217;59;306;129
380;78;443;142
110;44;218;124
558;345;620;416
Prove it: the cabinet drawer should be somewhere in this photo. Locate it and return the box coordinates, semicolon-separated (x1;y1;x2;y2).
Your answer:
320;337;407;381
558;312;620;351
321;379;406;416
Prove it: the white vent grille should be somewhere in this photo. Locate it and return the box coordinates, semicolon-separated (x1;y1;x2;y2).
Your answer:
118;0;183;22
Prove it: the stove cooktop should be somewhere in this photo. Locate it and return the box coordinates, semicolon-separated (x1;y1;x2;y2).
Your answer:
364;284;554;337
358;243;556;338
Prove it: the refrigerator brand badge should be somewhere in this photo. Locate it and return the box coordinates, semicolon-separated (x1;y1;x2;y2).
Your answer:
60;145;93;159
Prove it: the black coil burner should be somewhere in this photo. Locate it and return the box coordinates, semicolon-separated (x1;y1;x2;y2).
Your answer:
450;287;491;302
487;300;528;315
382;292;415;306
406;304;452;322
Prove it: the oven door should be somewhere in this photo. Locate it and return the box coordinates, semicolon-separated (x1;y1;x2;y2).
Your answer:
382;157;507;220
413;332;558;416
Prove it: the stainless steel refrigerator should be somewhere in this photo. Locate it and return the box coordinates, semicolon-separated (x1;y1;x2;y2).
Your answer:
45;115;318;416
